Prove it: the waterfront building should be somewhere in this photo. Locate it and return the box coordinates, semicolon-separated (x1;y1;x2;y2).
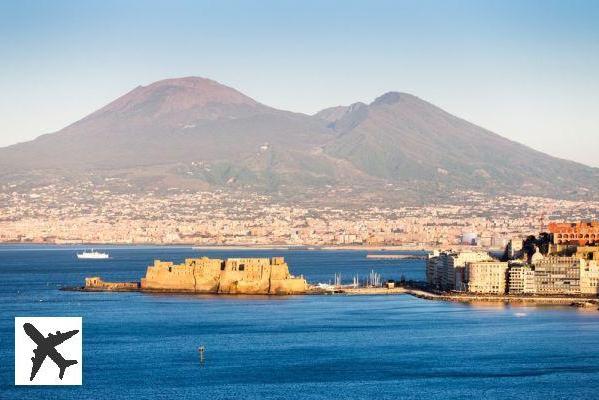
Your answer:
446;251;493;291
508;264;535;294
426;250;442;289
427;250;492;291
466;261;509;294
580;259;599;295
533;256;580;295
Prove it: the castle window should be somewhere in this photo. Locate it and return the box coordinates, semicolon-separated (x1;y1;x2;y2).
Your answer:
220;263;225;271
239;264;245;271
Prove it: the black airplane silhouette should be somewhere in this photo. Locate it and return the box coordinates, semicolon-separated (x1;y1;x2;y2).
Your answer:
23;322;79;381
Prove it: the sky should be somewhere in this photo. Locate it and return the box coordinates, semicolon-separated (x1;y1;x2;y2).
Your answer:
0;0;598;166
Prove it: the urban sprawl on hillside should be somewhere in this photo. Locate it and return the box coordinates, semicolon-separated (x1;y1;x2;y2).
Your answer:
1;183;598;247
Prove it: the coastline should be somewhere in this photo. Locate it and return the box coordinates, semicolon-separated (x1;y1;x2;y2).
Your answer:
328;287;599;306
0;242;429;251
0;242;504;253
404;289;599;306
62;284;599;308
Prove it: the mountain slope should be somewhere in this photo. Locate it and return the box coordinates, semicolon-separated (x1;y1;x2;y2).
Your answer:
1;77;597;200
322;92;599;196
0;77;332;170
0;77;345;192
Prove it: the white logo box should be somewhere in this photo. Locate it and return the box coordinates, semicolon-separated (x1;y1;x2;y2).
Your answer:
15;317;82;386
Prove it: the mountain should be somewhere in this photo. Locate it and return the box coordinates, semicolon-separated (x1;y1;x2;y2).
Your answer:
0;77;340;191
321;92;599;197
1;77;597;201
0;77;330;170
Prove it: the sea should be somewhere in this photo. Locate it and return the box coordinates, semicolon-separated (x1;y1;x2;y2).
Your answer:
2;245;599;400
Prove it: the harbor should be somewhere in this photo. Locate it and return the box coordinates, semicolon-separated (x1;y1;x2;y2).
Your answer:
62;232;599;310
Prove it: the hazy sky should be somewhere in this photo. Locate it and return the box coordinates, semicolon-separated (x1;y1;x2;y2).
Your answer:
1;0;598;166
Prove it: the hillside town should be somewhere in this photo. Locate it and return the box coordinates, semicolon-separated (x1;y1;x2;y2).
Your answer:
427;221;599;296
1;182;598;247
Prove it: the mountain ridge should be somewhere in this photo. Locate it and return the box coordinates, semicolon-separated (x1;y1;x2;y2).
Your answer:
1;76;597;201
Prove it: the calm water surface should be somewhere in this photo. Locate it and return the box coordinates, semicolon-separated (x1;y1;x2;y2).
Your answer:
1;246;599;399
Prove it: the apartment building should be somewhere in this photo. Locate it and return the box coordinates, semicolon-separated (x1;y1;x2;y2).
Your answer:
533;256;580;295
508;264;535;294
580;259;599;295
426;250;492;291
466;261;509;294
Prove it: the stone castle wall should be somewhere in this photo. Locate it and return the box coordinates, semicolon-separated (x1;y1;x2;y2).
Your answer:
140;256;307;295
85;277;140;291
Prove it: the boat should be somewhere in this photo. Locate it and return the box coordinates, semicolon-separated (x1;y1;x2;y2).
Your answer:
76;249;110;259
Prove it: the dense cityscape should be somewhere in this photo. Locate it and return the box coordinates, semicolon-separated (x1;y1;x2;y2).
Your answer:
1;182;598;247
426;221;599;297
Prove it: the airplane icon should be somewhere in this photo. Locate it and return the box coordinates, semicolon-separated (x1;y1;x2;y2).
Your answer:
23;322;79;381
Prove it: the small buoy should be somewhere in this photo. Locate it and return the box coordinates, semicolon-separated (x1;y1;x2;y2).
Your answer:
198;345;205;364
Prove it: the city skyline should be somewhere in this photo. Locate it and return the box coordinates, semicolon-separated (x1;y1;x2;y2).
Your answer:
1;1;598;166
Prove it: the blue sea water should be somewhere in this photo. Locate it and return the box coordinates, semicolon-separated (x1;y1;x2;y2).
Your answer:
1;245;599;399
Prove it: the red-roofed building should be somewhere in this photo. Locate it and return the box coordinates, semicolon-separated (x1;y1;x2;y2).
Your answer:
548;221;599;246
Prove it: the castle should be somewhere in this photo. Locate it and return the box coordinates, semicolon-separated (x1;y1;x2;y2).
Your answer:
82;256;308;295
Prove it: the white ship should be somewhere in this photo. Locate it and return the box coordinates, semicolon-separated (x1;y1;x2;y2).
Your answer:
76;249;110;259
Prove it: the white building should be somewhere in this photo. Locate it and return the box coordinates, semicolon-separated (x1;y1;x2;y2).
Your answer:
466;261;509;294
508;264;535;294
580;259;599;295
427;250;492;291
